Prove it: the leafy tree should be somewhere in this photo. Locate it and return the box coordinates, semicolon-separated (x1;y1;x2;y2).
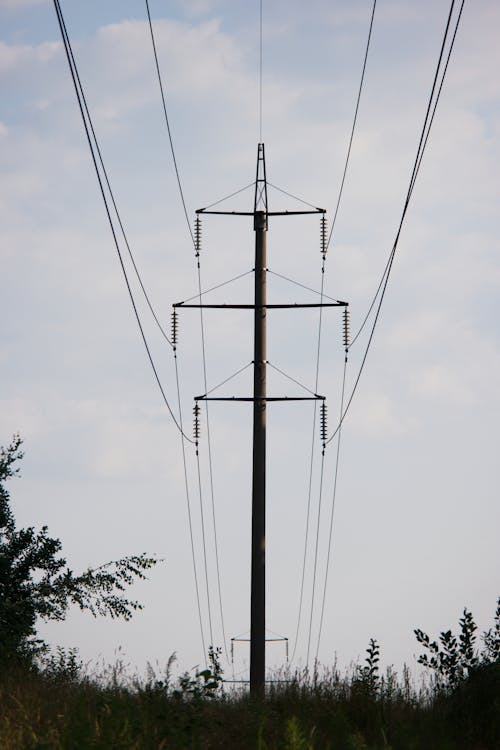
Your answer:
0;434;157;665
414;598;500;689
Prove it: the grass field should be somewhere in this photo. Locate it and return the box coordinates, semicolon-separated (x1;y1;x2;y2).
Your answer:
1;652;499;749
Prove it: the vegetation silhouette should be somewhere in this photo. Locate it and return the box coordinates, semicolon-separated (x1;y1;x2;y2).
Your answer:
0;434;157;667
1;435;499;748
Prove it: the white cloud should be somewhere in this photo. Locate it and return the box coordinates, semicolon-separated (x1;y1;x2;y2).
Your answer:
411;363;477;406
0;39;60;72
348;390;416;438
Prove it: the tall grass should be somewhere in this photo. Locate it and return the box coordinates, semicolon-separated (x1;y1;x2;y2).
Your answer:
1;653;498;749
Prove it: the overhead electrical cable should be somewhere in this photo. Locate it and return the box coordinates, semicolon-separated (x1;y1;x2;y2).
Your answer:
293;0;376;665
325;0;465;447
196;255;230;660
315;355;347;660
173;352;208;662
195;442;215;648
259;0;263;141
290;254;327;665
54;0;205;661
52;0;193;444
305;446;326;667
145;0;194;245
52;5;173;348
327;0;377;249
349;0;464;350
302;0;462;668
145;2;229;657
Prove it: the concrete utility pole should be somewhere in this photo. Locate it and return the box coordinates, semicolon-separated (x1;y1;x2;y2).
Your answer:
250;205;267;696
176;143;346;698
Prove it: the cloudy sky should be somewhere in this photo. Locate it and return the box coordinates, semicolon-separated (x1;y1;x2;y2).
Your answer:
1;0;499;681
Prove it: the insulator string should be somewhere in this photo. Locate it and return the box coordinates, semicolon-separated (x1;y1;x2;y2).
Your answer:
343;307;350;351
171;309;178;348
195;216;202;258
193;402;201;444
320;402;328;446
321;215;328;262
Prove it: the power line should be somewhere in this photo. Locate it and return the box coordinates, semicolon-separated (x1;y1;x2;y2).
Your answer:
315;355;347;660
291;254;327;665
300;0;463;667
52;0;193;443
280;1;377;654
196;252;230;661
144;0;194;246
145;0;228;656
350;0;464;350
173;351;207;663
259;0;263;142
327;0;377;249
52;3;173;349
195;441;214;648
325;0;465;447
306;447;326;667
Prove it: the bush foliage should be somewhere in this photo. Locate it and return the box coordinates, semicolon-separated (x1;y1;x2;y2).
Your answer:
2;435;498;748
0;435;157;666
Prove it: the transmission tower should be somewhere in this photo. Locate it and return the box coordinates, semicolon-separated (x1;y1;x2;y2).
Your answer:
174;143;347;696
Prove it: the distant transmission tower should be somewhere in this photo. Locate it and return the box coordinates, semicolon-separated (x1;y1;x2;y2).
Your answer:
174;144;348;696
